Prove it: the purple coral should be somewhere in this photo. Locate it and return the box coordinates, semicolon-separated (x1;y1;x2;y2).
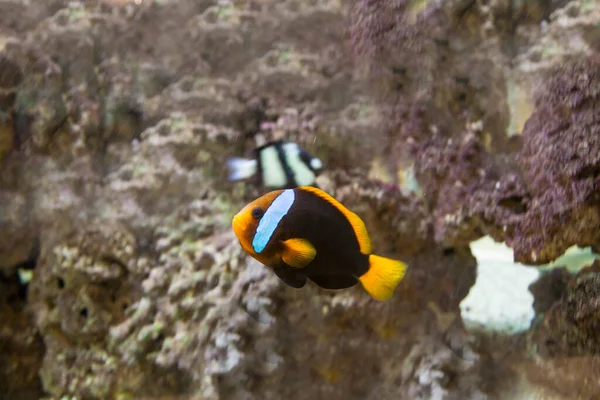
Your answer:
514;55;600;263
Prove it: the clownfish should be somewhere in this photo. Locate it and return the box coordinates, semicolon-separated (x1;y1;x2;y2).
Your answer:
232;186;407;301
226;140;323;189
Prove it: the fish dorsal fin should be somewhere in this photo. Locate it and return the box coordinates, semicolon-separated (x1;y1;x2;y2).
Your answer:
255;139;286;153
281;238;316;268
298;186;372;254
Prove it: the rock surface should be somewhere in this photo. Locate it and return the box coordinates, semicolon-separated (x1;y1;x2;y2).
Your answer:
0;0;599;399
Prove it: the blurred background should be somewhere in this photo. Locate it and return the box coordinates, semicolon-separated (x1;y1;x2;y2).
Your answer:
1;0;599;399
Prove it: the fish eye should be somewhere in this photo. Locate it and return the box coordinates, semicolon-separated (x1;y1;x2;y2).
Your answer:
251;207;264;219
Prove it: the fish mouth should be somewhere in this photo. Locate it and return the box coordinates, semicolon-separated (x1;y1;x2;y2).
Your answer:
232;214;243;238
232;214;253;255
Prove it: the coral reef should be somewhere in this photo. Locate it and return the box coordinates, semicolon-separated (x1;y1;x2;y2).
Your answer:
515;55;600;264
349;0;600;266
0;267;45;400
533;261;600;357
460;237;540;335
0;0;599;399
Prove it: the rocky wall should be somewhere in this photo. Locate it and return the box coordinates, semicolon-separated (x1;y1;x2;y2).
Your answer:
0;0;599;399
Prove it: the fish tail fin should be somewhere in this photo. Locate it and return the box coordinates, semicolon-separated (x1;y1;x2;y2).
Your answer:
359;255;407;301
226;157;258;181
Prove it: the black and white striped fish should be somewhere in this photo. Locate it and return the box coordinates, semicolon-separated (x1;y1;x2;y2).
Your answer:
226;140;323;189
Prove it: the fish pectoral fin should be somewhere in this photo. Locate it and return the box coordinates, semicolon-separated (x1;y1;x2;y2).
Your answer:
273;267;307;288
281;238;316;268
359;254;407;301
309;274;358;290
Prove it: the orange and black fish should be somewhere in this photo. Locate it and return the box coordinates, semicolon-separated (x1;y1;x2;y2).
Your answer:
232;186;407;300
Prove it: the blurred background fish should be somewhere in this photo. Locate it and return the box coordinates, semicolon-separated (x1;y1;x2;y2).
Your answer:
226;140;323;189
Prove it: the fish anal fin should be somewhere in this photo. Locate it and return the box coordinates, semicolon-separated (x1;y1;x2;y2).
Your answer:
359;254;407;301
309;274;358;290
273;267;307;288
298;186;372;254
281;238;316;268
